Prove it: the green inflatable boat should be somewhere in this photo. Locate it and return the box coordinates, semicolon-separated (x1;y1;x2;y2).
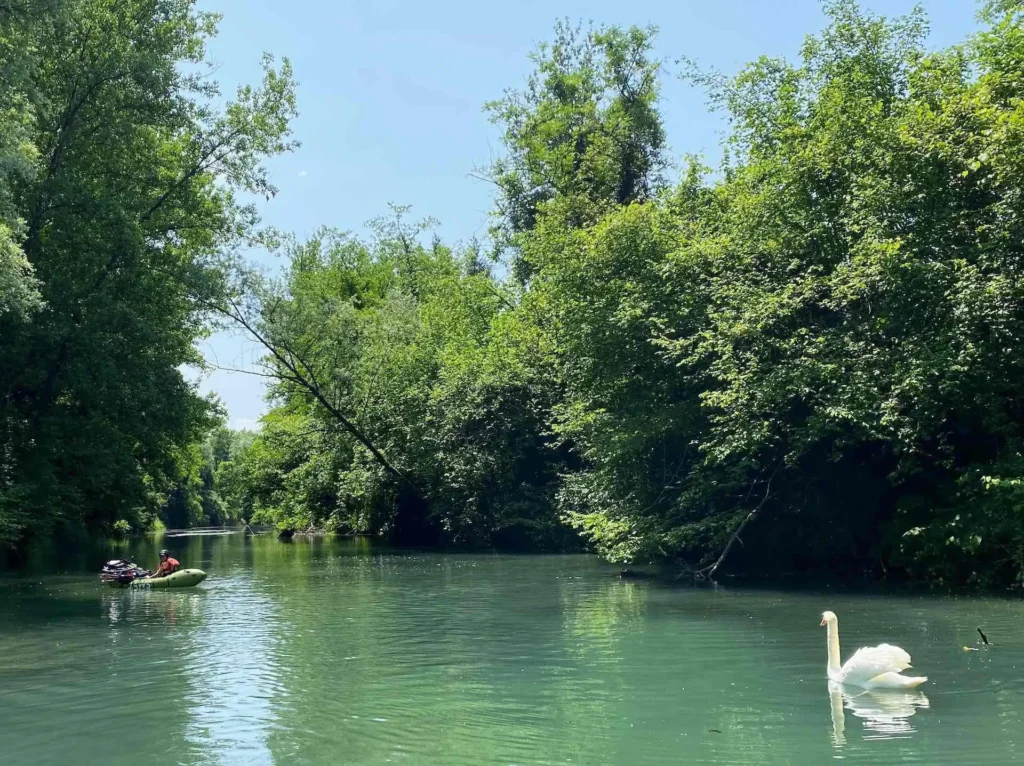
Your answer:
129;569;207;589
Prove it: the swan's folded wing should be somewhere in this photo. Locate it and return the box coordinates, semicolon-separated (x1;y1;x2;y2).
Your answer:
839;644;913;685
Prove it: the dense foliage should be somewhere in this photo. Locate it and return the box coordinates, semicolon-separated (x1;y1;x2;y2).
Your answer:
218;216;572;548
227;2;1024;587
159;425;254;529
0;0;295;549
6;0;1024;587
539;0;1024;586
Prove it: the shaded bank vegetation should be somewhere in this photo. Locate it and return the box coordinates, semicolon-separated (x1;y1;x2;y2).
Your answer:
5;0;1024;587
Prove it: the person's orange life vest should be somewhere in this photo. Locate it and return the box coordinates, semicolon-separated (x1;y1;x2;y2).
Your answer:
157;557;180;574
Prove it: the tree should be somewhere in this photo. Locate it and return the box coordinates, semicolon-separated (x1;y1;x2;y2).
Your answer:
516;1;1024;585
0;0;46;319
158;424;253;528
202;4;1024;586
485;21;667;281
0;0;296;548
221;211;572;547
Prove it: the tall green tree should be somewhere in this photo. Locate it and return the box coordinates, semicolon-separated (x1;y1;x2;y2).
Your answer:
542;0;1024;585
214;2;1024;586
224;212;571;548
159;424;253;528
485;22;667;282
0;1;46;319
0;0;296;548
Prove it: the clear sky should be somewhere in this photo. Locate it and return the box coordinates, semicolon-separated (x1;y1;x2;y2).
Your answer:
193;0;982;430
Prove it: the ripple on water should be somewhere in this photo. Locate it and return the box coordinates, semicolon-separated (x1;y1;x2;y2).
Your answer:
2;540;1024;765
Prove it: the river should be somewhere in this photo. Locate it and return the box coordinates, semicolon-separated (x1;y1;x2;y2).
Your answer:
1;533;1022;765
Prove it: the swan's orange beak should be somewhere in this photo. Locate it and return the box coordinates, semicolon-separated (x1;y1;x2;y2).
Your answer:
819;617;827;627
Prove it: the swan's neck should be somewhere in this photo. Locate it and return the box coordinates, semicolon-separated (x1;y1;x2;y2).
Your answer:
826;620;842;676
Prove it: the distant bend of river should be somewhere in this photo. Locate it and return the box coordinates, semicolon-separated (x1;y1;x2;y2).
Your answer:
1;533;1022;765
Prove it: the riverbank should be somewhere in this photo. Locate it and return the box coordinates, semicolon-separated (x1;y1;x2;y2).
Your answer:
3;526;1020;598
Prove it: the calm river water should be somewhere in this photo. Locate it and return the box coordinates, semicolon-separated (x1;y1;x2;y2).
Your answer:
1;534;1022;765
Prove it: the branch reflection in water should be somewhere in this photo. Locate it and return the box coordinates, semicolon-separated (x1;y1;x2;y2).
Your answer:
828;680;930;747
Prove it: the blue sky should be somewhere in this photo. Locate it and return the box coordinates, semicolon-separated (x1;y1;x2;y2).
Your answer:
193;0;981;430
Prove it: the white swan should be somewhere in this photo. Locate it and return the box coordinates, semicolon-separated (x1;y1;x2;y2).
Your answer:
820;611;927;689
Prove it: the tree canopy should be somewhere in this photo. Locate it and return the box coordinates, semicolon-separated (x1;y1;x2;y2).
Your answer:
0;0;295;548
6;0;1024;588
224;1;1024;587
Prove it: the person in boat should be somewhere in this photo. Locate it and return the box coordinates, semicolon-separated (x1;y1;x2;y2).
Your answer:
153;550;180;578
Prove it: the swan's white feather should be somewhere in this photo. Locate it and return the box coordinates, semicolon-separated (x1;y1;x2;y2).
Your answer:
839;643;918;688
822;612;928;690
862;671;929;690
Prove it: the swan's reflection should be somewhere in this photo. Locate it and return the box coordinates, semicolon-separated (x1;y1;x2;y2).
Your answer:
829;681;930;746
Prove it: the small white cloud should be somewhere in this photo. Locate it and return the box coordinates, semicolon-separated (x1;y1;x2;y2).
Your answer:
299;170;308;177
231;417;262;432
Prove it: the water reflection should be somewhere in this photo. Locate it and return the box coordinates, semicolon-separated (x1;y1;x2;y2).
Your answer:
829;680;930;746
101;588;195;627
6;537;1024;765
183;558;283;763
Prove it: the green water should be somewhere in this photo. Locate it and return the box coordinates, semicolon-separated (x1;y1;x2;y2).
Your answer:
1;534;1022;765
